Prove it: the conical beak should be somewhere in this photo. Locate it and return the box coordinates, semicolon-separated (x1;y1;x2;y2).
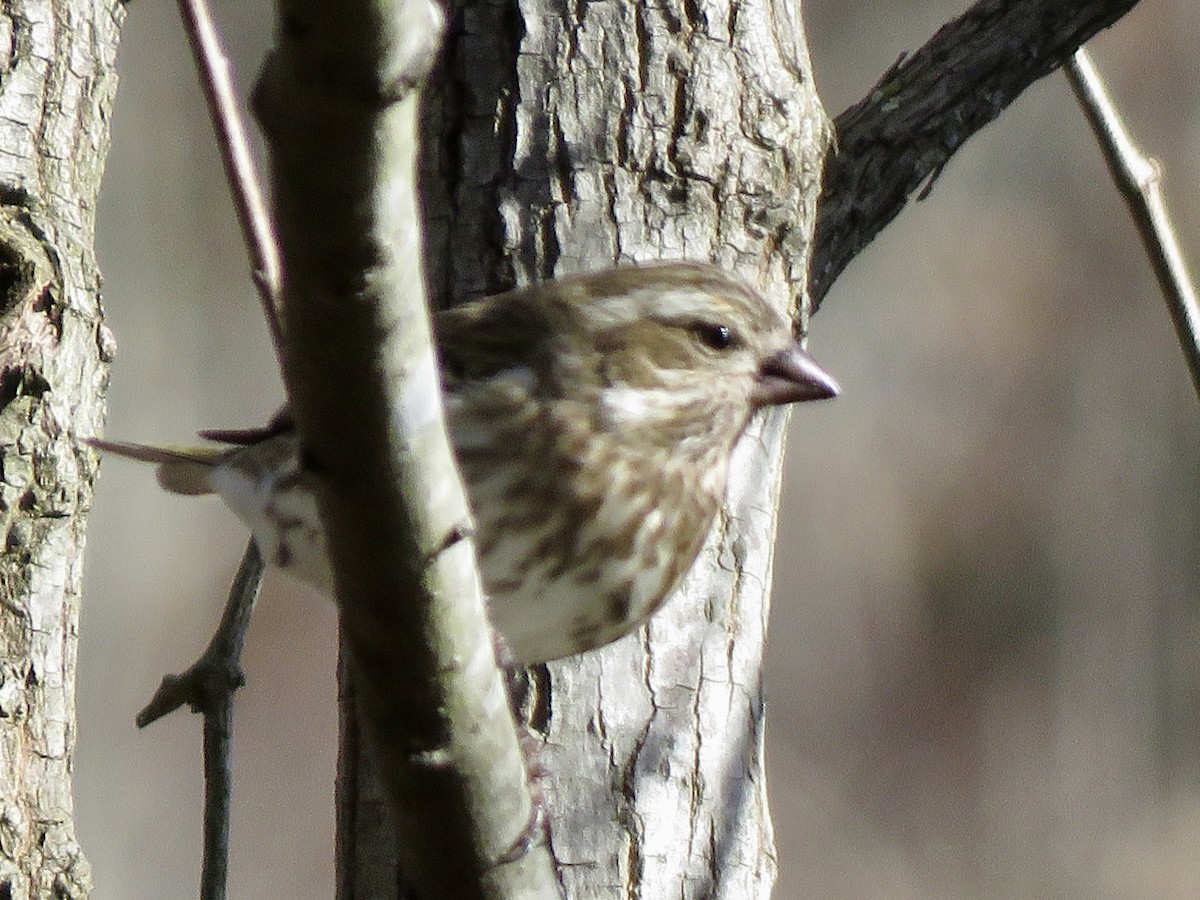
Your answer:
751;345;839;409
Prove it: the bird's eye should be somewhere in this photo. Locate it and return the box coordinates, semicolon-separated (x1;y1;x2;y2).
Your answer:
693;322;736;351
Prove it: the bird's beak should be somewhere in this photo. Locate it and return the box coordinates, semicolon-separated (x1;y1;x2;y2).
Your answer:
752;345;840;409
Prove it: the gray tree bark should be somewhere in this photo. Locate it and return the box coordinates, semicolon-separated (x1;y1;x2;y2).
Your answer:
0;0;124;898
420;0;828;896
255;1;561;897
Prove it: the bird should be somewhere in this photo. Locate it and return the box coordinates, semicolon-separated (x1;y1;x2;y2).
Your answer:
89;261;838;665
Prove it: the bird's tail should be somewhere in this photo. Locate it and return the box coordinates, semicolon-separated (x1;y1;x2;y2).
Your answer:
87;438;226;496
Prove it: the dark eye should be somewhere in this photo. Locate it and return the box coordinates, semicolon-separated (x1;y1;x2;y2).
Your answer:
693;322;736;351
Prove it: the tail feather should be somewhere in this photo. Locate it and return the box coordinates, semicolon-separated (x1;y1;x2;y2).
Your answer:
87;438;225;496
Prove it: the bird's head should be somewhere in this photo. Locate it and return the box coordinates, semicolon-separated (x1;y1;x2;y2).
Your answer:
437;260;838;458
541;261;839;451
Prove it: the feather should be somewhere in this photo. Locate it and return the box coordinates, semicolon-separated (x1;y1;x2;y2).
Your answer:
435;293;556;381
87;438;223;496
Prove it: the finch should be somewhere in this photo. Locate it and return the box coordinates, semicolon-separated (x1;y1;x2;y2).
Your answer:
90;261;837;664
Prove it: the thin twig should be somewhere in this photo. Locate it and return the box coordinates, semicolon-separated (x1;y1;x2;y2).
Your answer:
139;8;282;900
200;698;235;900
1065;48;1200;403
177;0;284;353
137;542;264;900
136;542;263;728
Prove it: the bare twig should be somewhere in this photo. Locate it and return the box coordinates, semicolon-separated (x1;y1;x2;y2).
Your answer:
1065;48;1200;402
199;696;236;900
136;542;262;728
137;542;264;900
134;3;284;899
177;0;284;351
810;0;1141;310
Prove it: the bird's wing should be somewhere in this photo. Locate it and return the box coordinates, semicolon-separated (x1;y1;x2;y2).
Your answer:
434;292;558;381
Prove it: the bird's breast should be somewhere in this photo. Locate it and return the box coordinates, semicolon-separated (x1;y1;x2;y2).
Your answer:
453;396;726;663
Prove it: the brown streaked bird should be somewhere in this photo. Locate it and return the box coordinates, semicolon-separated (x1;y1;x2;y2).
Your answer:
90;261;838;664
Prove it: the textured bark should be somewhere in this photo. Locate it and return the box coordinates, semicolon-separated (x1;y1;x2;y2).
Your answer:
0;1;123;898
421;0;828;896
254;1;560;897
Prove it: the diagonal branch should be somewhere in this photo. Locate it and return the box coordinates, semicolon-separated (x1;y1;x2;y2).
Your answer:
811;0;1142;310
252;1;561;897
177;0;283;352
133;5;284;900
137;542;264;900
1064;48;1200;402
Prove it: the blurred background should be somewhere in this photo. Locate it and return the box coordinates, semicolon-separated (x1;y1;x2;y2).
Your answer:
78;1;1200;897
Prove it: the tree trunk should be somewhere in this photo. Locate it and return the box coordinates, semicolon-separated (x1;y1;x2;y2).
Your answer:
418;0;829;894
0;0;123;897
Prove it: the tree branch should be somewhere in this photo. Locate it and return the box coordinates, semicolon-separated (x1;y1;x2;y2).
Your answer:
252;1;560;897
136;542;264;900
134;5;282;899
1064;48;1200;402
811;0;1142;309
